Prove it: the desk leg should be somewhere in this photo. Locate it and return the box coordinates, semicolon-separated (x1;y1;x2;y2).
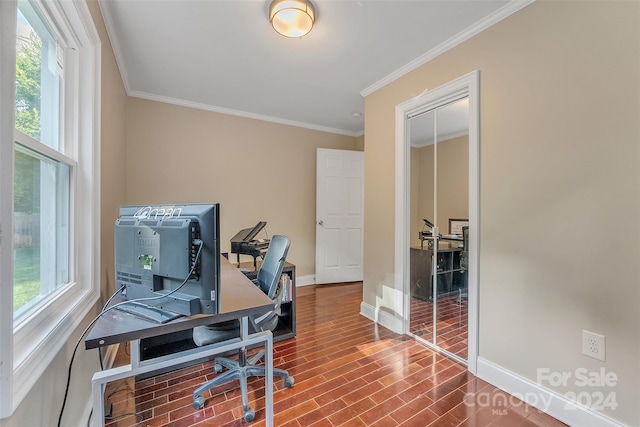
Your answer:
130;339;141;369
91;380;104;427
265;332;273;426
90;328;274;427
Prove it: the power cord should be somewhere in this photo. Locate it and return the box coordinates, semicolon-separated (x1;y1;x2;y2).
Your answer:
59;240;204;427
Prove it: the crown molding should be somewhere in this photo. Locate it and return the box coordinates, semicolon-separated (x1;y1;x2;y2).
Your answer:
98;0;131;94
360;0;535;97
129;91;361;138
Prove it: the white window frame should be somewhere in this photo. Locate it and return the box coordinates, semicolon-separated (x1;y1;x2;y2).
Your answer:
0;0;100;418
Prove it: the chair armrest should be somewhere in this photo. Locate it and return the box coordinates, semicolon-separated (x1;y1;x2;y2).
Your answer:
252;282;284;330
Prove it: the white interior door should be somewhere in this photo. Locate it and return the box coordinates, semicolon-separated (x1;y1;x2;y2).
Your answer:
315;148;364;284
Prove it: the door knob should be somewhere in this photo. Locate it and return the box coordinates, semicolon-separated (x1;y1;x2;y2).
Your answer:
318;220;324;226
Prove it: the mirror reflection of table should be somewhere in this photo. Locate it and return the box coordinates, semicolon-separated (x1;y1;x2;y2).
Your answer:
419;231;463;249
410;243;465;301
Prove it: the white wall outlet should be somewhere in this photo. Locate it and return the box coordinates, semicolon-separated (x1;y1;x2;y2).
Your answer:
582;330;606;362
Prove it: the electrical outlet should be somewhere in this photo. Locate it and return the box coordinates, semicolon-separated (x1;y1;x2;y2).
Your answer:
582;330;605;361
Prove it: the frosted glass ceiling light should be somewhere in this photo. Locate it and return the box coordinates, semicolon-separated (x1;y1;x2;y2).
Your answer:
269;0;315;38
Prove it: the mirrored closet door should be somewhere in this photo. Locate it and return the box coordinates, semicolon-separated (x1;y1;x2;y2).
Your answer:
408;97;469;362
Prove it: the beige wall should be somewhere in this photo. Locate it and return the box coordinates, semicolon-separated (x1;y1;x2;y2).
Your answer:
410;135;469;246
98;5;128;301
124;98;358;276
364;1;639;425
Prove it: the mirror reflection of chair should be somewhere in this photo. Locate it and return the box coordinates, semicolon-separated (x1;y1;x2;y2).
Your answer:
457;226;469;304
192;235;294;422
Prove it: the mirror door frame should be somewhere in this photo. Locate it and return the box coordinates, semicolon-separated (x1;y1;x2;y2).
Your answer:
395;70;479;373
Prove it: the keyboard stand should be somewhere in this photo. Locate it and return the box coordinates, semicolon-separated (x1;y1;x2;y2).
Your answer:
115;301;182;324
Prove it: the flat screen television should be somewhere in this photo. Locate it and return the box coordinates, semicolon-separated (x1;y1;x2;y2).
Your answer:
114;203;220;317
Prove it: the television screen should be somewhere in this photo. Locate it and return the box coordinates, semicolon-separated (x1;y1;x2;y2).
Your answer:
114;203;220;317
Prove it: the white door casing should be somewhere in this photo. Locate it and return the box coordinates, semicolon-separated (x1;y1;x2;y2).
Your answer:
315;148;364;284
396;71;479;374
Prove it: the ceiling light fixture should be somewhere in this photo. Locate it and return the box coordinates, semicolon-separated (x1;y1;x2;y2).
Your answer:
269;0;316;38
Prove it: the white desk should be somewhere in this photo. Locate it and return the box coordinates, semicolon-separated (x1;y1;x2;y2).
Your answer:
85;257;275;426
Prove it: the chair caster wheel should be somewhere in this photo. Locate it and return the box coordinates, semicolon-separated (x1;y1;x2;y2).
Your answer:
244;407;255;422
193;395;205;410
284;376;294;388
214;363;222;373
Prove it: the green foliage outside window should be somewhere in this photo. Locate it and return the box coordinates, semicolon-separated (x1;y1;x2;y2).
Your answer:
15;30;40;214
15;31;41;141
14;30;41;312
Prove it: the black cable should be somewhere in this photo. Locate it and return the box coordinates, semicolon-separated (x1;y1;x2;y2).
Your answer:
57;283;125;427
105;378;134;401
111;239;202;309
103;285;126;313
99;284;127;371
57;241;203;427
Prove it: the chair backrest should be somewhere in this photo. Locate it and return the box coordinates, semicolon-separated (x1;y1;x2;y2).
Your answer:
460;226;469;270
256;235;290;299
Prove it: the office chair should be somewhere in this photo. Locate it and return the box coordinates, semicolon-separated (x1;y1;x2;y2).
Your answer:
192;235;294;422
457;226;469;304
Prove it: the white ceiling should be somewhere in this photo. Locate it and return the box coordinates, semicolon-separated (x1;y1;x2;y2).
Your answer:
99;0;527;137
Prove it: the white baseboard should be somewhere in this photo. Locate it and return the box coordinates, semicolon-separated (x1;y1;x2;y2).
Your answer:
80;396;94;426
355;307;627;427
359;301;403;334
295;274;315;286
82;344;120;425
477;357;627;427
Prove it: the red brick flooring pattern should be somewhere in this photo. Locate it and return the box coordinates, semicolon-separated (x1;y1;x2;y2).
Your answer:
102;282;567;427
409;294;468;360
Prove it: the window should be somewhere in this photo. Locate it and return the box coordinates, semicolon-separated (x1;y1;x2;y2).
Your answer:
14;0;70;321
15;0;60;150
13;143;71;319
0;0;99;418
